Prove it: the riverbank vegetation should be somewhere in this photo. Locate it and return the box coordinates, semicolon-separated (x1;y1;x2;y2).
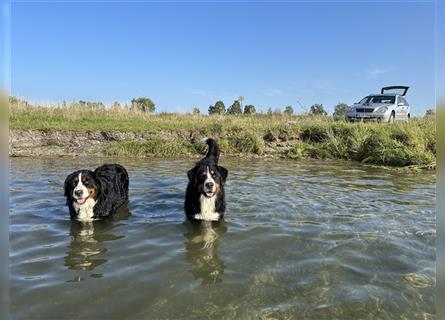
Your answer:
9;97;436;168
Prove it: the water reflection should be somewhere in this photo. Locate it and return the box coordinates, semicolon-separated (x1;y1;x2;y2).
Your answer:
64;206;130;272
183;220;227;285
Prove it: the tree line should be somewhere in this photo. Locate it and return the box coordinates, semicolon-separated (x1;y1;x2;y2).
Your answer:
9;95;436;117
203;98;346;117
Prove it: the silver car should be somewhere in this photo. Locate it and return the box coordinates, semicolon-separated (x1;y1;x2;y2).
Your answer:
346;86;410;122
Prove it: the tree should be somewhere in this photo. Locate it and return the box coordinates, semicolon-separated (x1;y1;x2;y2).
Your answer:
333;103;349;117
131;97;155;113
78;100;105;110
244;104;256;115
425;109;435;117
226;100;242;115
284;105;294;116
310;103;327;115
267;107;273;115
192;107;201;115
209;100;225;115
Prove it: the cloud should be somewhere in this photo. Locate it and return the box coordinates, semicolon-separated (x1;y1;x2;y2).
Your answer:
365;67;388;78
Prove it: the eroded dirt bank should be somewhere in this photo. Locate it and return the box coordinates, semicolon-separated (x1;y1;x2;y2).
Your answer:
9;129;181;157
9;129;291;158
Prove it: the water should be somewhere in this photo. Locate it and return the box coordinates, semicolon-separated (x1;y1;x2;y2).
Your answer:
10;157;435;319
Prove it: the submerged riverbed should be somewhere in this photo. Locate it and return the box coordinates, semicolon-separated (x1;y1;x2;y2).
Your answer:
10;157;435;319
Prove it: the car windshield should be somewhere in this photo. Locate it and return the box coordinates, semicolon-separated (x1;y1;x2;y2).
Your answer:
359;95;395;104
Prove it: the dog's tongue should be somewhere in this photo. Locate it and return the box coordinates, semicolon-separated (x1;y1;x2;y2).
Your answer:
76;198;87;205
206;192;215;198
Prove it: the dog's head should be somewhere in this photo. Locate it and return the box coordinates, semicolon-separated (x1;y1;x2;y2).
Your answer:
188;160;228;199
64;170;100;206
187;138;228;199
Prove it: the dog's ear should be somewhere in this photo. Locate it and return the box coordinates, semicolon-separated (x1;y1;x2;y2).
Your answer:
187;168;196;182
93;175;112;217
218;166;228;183
63;172;77;197
94;171;107;198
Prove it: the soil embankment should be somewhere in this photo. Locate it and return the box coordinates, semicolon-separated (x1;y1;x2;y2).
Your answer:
9;129;185;157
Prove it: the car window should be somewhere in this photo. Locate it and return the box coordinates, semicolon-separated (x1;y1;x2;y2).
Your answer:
369;96;395;104
359;96;371;104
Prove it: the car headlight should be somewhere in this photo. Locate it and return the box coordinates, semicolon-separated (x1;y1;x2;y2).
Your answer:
375;106;388;113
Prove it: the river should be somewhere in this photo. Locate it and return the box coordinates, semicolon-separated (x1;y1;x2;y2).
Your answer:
10;157;436;319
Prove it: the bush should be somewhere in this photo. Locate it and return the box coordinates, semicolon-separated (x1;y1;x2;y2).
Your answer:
300;124;329;143
228;131;264;155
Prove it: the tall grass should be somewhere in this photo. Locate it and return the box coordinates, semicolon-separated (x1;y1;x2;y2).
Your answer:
284;118;436;167
10;98;436;167
105;139;198;157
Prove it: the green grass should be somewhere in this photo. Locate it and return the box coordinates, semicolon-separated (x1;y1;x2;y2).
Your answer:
105;139;198;157
10;99;436;167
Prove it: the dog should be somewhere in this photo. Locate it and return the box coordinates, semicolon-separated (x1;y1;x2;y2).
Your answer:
64;164;129;221
185;138;228;221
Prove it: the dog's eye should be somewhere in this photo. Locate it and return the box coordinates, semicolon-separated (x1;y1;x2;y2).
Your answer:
83;179;88;184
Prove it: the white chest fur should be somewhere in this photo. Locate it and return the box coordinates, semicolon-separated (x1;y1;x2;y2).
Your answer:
193;195;220;221
73;198;97;221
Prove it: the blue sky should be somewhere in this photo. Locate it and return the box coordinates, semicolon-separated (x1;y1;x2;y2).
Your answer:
11;1;435;115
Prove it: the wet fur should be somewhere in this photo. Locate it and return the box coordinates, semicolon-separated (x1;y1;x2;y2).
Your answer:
185;139;228;221
64;164;129;220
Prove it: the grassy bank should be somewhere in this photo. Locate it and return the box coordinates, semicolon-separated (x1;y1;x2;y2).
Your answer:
10;100;436;168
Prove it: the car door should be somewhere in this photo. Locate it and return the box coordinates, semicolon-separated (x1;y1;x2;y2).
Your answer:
395;96;404;118
405;98;410;119
401;97;410;119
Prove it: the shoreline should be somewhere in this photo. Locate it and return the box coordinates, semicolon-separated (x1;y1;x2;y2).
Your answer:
8;128;296;158
9;128;436;172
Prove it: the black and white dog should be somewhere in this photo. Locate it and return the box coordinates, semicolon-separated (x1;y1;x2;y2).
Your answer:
64;164;129;221
185;139;228;221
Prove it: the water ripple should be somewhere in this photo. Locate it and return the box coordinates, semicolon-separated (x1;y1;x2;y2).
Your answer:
9;157;435;319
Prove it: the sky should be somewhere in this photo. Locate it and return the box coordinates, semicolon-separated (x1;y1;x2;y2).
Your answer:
11;1;436;115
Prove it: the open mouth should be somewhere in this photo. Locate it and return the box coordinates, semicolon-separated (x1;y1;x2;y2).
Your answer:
204;191;216;198
75;196;89;205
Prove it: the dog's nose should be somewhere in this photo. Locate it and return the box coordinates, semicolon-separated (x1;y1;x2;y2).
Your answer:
74;190;83;197
205;182;214;189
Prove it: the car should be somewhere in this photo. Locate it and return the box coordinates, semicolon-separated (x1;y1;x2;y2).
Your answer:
346;86;410;122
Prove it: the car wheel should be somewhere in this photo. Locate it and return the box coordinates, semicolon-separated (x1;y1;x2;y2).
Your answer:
388;112;395;123
407;113;410;120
